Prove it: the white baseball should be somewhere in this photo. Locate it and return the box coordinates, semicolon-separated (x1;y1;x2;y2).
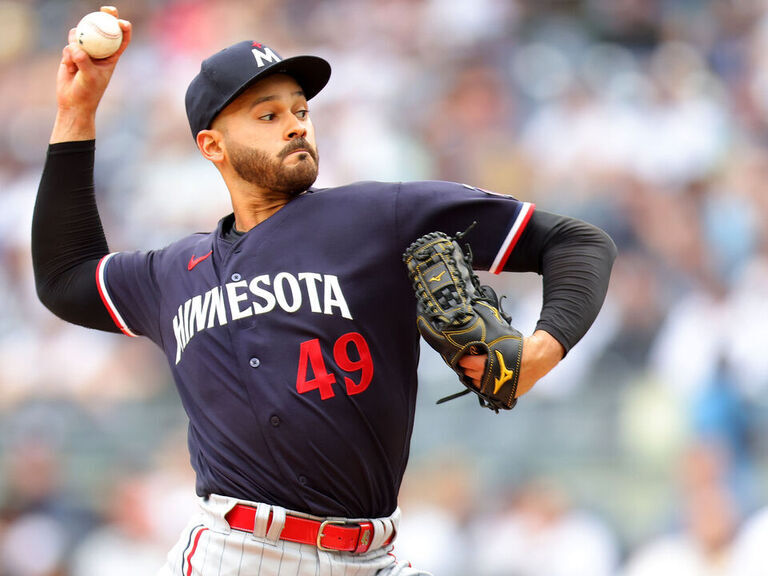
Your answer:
75;12;123;59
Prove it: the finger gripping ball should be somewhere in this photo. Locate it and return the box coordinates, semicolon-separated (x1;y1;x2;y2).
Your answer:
75;12;123;59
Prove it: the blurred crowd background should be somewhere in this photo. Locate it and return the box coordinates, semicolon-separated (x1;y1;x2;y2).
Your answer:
0;0;767;574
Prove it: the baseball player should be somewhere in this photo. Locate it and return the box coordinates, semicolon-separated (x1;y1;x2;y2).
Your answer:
32;7;616;576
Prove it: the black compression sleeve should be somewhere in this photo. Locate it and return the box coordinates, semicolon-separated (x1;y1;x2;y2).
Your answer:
503;210;617;354
32;140;120;332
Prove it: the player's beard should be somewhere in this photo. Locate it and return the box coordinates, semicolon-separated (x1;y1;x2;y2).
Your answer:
228;138;319;197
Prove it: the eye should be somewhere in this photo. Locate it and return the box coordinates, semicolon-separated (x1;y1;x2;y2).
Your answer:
259;113;275;121
296;109;308;119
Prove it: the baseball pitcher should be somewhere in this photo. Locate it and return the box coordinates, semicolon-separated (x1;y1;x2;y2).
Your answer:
31;7;616;575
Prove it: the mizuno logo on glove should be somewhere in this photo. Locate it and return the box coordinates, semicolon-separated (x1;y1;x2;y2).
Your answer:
493;350;515;394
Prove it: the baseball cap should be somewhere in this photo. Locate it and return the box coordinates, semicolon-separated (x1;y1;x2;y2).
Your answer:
185;40;331;138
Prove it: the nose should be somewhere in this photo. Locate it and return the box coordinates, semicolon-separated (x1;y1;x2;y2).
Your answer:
285;115;307;140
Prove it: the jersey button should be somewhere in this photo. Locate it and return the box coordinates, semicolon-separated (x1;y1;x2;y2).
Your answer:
231;273;242;281
249;357;260;368
298;475;308;486
270;415;280;427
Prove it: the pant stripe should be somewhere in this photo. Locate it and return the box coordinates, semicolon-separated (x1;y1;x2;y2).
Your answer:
236;530;245;574
184;525;209;576
256;534;265;573
179;524;204;575
215;528;226;574
200;527;212;574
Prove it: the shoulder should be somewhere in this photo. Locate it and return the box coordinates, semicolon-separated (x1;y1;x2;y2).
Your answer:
307;181;400;197
307;180;512;207
399;180;515;194
300;182;403;216
107;230;215;274
307;180;478;195
153;231;215;259
307;180;517;200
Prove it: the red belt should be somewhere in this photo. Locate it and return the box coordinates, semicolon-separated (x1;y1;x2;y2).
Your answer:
225;504;384;554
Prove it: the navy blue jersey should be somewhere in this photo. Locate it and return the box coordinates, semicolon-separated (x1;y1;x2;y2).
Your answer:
95;180;533;518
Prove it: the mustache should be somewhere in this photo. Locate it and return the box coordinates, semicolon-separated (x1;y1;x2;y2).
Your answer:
279;139;317;161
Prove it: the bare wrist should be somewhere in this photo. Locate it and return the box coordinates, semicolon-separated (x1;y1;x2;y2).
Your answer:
529;330;565;363
516;330;565;397
50;109;97;143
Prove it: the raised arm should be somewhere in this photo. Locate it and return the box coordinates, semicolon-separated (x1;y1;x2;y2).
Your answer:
32;7;132;330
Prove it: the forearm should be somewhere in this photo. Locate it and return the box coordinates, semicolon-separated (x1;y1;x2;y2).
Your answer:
507;210;616;351
50;109;96;143
534;215;617;353
32;141;118;331
502;210;616;395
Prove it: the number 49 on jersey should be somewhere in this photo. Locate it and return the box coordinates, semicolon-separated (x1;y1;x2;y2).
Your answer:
296;332;373;400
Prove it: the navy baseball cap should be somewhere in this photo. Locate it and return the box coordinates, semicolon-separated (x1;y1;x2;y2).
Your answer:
185;40;331;138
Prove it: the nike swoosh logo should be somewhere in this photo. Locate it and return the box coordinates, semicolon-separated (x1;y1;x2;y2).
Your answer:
429;271;446;282
188;250;212;271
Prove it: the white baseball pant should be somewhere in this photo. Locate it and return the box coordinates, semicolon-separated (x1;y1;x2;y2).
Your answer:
156;494;432;576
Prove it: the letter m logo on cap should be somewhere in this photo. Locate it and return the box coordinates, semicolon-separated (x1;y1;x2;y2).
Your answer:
251;46;281;68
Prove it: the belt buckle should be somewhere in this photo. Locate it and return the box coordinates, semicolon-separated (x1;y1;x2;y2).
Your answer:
316;519;346;551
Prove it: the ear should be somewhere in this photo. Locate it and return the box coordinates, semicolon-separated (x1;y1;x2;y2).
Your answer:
196;129;225;163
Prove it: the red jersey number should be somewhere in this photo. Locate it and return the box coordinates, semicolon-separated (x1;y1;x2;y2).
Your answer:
296;332;374;400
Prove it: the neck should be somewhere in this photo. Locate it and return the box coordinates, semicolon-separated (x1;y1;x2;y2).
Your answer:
230;186;294;231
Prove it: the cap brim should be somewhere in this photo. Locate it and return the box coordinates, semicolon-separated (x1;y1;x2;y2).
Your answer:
211;55;331;128
265;55;331;101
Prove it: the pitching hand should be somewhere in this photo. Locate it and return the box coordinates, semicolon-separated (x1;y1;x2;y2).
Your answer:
51;6;131;142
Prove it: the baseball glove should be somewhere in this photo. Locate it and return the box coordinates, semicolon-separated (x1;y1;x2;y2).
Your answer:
403;227;523;412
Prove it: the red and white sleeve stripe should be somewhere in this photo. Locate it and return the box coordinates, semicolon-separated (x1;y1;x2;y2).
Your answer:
489;202;535;274
95;253;138;337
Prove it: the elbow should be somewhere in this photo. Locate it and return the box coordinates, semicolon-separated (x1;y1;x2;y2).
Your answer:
583;224;618;294
32;253;62;316
32;260;118;333
560;220;618;283
34;268;84;323
34;274;56;313
35;278;68;320
593;224;618;265
555;217;618;265
566;218;617;262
